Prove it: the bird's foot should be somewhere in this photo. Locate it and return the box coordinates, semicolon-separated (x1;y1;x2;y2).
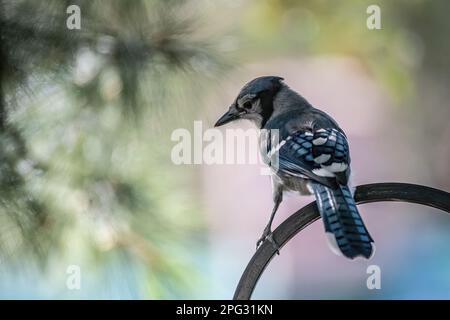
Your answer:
256;227;280;255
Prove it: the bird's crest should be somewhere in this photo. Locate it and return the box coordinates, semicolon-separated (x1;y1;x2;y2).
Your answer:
238;76;284;98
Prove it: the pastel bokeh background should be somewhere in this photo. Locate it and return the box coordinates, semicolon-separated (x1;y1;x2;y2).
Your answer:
1;0;449;299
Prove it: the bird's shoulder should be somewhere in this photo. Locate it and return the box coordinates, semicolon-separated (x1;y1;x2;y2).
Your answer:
264;107;342;138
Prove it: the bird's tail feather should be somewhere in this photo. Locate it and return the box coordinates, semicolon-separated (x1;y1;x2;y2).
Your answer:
312;183;374;259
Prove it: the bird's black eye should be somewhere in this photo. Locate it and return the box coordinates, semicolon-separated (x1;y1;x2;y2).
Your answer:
243;101;252;109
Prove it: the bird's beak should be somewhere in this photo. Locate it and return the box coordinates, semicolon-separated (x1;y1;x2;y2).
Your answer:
214;105;241;127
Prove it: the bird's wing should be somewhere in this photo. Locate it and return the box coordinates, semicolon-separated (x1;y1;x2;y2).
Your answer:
266;128;351;188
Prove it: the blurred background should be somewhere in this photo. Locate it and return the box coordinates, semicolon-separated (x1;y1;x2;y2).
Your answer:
0;0;449;299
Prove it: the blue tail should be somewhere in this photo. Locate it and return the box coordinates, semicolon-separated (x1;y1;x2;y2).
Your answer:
312;183;374;259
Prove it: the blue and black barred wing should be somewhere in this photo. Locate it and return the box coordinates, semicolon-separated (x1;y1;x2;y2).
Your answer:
269;128;351;187
264;127;374;258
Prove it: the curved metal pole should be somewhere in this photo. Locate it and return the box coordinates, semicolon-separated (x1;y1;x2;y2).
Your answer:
233;182;450;300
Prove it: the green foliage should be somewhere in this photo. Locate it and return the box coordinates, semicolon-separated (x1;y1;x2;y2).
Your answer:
0;0;221;298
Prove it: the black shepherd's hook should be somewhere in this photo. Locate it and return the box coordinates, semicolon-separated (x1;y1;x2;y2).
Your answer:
233;182;450;300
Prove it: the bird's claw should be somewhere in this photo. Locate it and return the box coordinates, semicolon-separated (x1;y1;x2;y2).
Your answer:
256;228;280;255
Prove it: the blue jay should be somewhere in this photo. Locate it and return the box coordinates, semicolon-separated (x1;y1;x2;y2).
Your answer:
215;76;374;259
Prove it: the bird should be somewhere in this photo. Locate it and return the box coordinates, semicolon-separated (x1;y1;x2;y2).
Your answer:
214;76;374;259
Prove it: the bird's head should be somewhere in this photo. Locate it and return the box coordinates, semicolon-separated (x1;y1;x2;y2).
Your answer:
214;76;284;128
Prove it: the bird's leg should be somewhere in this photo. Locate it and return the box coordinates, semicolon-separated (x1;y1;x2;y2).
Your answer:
256;187;282;254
